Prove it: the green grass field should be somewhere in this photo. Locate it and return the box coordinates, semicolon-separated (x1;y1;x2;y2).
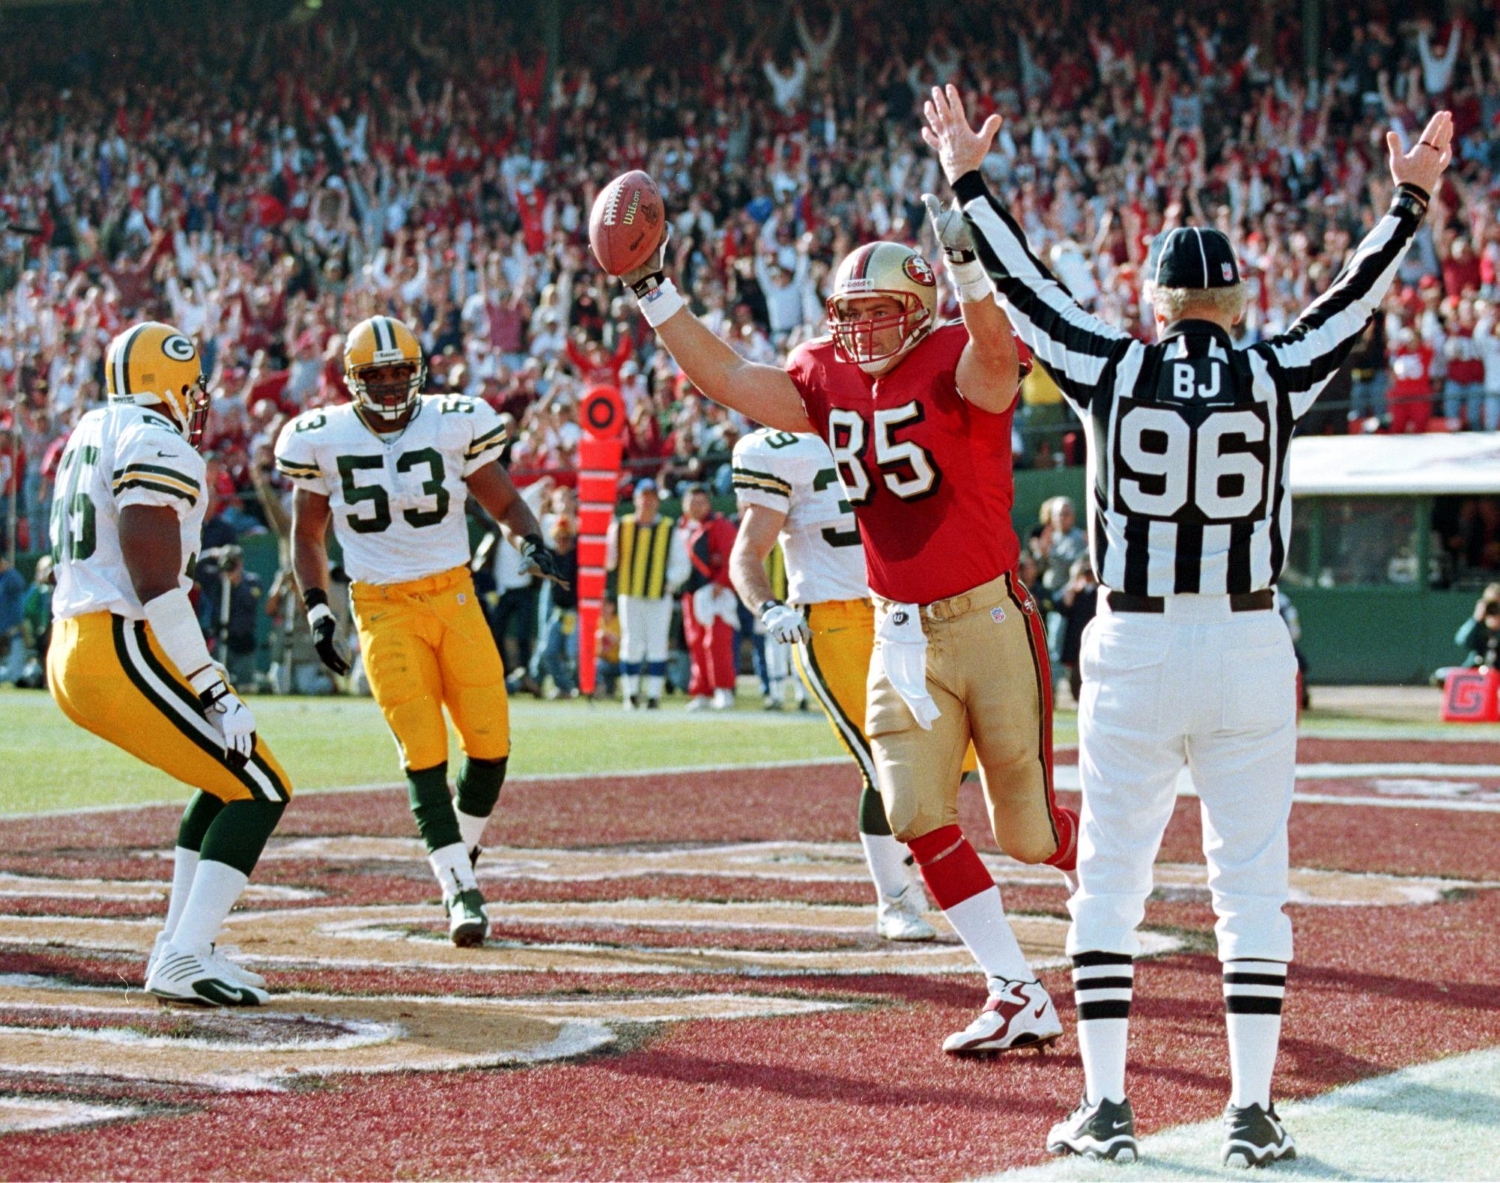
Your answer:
5;680;1491;816
0;682;898;815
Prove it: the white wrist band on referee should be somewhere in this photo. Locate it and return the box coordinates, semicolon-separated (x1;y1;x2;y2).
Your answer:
636;278;686;328
142;586;220;693
949;259;993;303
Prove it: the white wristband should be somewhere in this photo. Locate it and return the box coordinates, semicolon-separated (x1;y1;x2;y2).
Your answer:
307;603;336;630
141;586;219;694
636;278;686;328
949;259;993;303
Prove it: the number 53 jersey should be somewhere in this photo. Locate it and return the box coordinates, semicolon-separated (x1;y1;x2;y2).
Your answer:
274;395;507;585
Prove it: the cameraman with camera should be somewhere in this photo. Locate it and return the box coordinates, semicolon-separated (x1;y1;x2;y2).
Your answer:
1456;585;1500;670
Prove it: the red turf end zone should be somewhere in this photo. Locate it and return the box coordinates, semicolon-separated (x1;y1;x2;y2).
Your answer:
0;736;1497;1179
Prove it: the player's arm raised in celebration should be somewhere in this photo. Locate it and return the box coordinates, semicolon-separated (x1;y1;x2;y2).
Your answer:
621;245;814;434
922;85;1135;412
922;193;1022;412
466;462;569;588
729;503;810;643
120;504;257;766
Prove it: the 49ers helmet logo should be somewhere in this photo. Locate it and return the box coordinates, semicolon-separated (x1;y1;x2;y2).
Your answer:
903;255;936;287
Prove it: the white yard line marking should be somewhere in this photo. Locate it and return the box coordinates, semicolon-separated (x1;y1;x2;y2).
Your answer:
985;1043;1500;1181
1048;764;1500;813
12;755;1500;822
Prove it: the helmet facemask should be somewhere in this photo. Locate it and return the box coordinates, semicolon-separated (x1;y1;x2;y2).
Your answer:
179;375;212;446
350;361;424;426
827;292;932;375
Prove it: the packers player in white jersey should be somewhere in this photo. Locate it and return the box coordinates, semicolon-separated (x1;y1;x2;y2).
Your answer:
49;321;292;1007
730;427;937;941
275;315;563;946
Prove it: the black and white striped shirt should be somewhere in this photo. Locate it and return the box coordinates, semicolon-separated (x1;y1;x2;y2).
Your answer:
954;171;1429;596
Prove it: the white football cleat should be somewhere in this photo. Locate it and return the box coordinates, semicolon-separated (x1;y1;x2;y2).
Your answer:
943;978;1062;1054
685;696;711;712
876;884;936;941
145;929;170;984
712;688;735;710
146;942;269;1007
209;945;268;990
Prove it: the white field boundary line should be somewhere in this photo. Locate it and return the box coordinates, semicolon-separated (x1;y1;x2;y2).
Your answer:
984;1042;1500;1181
13;756;1500;823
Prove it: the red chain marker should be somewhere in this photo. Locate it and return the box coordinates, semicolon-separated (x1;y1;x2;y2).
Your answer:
575;386;626;697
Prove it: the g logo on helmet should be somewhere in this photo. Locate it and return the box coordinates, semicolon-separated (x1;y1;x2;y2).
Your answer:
162;335;197;362
903;255;936;287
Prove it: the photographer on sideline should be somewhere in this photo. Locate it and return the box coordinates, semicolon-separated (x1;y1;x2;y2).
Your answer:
1456;585;1500;669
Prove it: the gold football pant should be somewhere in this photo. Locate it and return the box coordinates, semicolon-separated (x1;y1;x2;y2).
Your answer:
352;566;511;773
48;611;292;803
867;573;1060;861
795;597;976;795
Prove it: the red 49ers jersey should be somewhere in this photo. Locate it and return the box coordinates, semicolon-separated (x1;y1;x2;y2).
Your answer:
788;322;1028;604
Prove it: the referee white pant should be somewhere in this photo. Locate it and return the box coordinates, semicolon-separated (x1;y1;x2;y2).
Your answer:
1069;593;1298;964
618;595;672;700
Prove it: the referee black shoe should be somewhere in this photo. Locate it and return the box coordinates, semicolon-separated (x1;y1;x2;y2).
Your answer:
1222;1102;1296;1168
1046;1095;1138;1162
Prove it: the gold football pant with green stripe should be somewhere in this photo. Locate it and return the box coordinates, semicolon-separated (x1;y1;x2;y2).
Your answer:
794;597;977;797
49;611;292;802
351;566;511;773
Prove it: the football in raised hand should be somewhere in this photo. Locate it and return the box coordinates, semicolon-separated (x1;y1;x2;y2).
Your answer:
588;170;665;277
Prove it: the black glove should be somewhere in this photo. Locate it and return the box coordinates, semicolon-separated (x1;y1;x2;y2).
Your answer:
519;533;571;591
303;588;351;676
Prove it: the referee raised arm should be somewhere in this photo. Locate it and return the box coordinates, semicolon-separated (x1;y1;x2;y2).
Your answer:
924;86;1452;1168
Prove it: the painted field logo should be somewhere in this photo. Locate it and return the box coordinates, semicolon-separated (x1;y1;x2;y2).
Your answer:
0;825;1483;1106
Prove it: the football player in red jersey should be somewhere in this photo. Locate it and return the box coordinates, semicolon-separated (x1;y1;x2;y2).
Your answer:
624;213;1079;1053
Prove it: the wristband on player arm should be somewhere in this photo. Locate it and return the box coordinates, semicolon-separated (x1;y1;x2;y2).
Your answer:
302;586;352;676
948;258;993;304
630;273;686;328
302;585;332;615
142;586;222;695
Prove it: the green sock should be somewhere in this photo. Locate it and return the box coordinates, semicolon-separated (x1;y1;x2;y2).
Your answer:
858;785;893;837
407;763;462;852
455;756;507;819
177;790;225;852
198;799;286;877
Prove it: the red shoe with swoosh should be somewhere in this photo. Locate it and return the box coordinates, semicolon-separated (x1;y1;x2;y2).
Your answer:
942;978;1063;1054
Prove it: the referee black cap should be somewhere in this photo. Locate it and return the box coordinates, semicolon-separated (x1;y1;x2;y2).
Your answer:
1147;226;1241;289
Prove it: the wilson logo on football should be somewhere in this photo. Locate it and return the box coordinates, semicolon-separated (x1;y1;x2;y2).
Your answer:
623;192;641;226
903;256;936;287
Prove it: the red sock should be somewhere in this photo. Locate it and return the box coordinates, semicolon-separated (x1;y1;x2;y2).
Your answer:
906;824;995;910
1045;805;1078;873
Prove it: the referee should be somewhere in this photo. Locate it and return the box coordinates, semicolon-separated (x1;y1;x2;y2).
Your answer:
924;87;1452;1167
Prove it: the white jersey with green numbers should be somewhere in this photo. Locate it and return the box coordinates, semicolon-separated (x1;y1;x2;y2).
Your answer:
731;429;868;605
274;395;507;585
50;402;209;622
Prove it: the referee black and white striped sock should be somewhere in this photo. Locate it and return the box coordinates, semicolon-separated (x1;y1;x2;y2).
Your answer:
1224;958;1287;1110
1074;951;1133;1104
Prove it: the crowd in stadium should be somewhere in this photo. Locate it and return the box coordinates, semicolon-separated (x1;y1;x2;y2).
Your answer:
1;0;1499;689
